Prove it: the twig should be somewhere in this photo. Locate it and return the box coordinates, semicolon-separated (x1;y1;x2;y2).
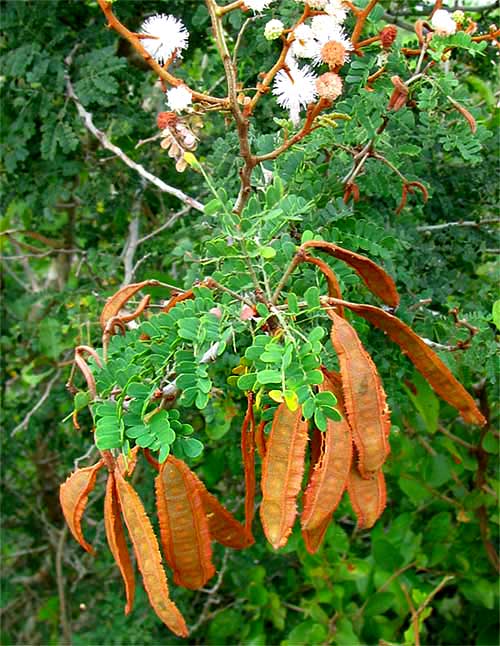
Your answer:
438;425;476;451
65;73;204;212
121;213;140;286
232;17;254;66
74;445;99;471
11;370;61;436
414;575;454;620
417;218;500;231
401;583;420;646
135;205;191;246
56;525;72;645
190;550;230;633
204;277;255;307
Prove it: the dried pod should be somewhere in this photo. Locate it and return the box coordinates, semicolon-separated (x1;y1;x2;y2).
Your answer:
59;461;104;554
347;463;387;529
260;404;309;549
155;457;215;590
104;473;135;614
301;371;353;530
327;310;391;478
114;471;188;637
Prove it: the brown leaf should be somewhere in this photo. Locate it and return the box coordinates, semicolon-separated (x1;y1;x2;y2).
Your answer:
59;461;104;554
100;280;161;330
155;457;215;590
301;371;353;529
323;298;486;426
301;240;400;308
114;471;188;637
260;404;308;549
347;463;387;529
328;310;391;478
104;474;135;614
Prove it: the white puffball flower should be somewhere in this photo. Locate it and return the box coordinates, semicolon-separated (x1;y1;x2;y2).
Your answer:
431;9;457;36
311;15;343;43
291;23;318;59
166;85;193;113
264;19;284;40
244;0;274;13
140;14;189;64
325;0;349;24
272;58;318;126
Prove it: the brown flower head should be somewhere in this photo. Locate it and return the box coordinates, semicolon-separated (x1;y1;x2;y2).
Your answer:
316;72;343;102
321;40;347;69
379;25;397;49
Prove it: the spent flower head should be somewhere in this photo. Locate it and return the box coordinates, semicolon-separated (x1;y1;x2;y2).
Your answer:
140;14;189;64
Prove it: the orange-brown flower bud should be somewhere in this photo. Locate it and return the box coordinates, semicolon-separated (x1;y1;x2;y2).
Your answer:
157;111;177;130
380;25;397;49
316;72;343;102
321;40;347;69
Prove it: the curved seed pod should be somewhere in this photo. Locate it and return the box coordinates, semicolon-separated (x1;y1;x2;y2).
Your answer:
347;465;387;529
199;487;254;549
161;289;195;314
104;474;135;614
301;240;400;308
241;393;256;535
323;299;486;426
114;471;188;638
301;254;344;318
260;404;309;550
119;294;151;324
155;457;215;590
302;514;332;554
59;461;104;554
100;280;160;330
328;310;390;478
301;373;353;530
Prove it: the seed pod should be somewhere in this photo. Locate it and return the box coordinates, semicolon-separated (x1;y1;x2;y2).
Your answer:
114;471;188;637
260;404;308;549
347;464;387;529
301;371;353;530
59;460;104;554
323;299;486;426
328;310;391;478
104;473;135;614
155;456;215;590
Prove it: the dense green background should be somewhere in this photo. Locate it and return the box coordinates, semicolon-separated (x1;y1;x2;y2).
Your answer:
1;1;499;644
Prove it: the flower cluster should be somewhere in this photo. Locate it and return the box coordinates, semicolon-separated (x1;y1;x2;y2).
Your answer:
270;1;351;123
